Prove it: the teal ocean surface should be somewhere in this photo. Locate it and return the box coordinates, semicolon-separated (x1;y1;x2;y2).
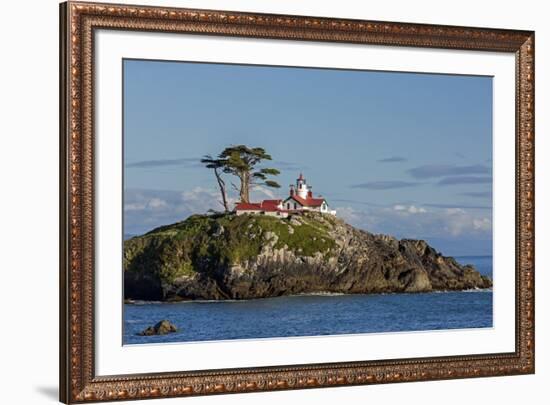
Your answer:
123;256;493;344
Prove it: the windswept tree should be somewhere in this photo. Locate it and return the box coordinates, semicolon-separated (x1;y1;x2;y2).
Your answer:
219;145;280;203
202;145;281;208
200;155;229;212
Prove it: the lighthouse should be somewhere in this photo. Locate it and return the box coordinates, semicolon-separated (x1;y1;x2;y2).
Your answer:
295;173;310;199
281;173;336;215
235;173;336;216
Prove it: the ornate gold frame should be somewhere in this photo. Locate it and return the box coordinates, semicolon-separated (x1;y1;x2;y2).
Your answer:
59;1;535;403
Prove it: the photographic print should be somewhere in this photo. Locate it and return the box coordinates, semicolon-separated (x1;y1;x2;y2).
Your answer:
123;60;494;345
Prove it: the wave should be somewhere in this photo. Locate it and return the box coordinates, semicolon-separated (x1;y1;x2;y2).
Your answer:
125;288;492;306
462;287;493;293
296;292;346;297
126;300;164;305
430;288;493;294
191;299;247;303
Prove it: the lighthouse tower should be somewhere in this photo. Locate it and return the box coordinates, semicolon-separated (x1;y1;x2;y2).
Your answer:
295;173;310;199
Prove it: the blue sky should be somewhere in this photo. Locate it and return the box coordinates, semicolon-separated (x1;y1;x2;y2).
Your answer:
124;59;493;256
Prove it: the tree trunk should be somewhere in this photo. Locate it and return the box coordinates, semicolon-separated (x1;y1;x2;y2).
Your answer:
244;172;250;203
239;172;250;203
214;168;229;211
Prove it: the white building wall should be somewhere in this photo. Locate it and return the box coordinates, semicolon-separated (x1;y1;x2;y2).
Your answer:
283;198;304;211
236;209;260;216
235;210;288;218
296;180;309;199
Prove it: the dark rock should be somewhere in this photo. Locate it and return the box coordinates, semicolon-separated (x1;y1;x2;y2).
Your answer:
124;212;492;301
138;320;178;336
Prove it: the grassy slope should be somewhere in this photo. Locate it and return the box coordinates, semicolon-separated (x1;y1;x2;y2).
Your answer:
124;213;337;284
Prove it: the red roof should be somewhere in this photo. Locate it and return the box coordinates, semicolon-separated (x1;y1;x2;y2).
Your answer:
260;199;282;211
235;199;282;212
285;195;325;207
235;202;263;211
261;199;282;206
236;194;327;212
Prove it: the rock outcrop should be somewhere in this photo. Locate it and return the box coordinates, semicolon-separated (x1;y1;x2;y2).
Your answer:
124;212;492;301
138;320;178;336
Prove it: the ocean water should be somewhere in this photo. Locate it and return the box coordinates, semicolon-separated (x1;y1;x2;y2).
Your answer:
123;256;493;345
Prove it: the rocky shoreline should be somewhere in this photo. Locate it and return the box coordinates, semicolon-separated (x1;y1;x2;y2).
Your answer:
124;288;493;306
124;212;492;301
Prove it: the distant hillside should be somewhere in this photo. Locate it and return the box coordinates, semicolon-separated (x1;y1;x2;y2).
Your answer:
124;212;492;301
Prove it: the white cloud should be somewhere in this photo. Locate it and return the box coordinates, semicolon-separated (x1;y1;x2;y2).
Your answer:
147;197;167;209
409;206;427;214
440;208;492;236
124;197;167;212
336;206;362;224
473;217;492;232
124;187;231;235
124;202;146;211
252;185;277;200
393;204;427;214
445;207;466;215
335;203;492;240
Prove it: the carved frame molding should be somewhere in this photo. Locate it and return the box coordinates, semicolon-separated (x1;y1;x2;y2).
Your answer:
59;1;535;403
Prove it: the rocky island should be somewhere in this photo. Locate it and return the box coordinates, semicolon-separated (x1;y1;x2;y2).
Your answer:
124;211;492;301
